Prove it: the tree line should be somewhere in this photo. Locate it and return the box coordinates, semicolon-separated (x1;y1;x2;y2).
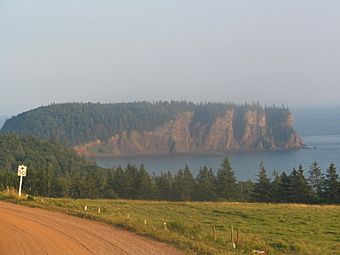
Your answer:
1;101;293;147
252;161;339;204
2;157;339;204
1;134;339;204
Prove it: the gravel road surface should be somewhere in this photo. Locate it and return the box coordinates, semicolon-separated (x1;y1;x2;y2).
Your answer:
0;201;182;255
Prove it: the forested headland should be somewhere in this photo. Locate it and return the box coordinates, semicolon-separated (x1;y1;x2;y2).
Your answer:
1;102;304;156
0;134;339;204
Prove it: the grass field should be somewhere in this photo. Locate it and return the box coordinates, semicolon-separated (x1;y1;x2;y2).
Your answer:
1;193;339;255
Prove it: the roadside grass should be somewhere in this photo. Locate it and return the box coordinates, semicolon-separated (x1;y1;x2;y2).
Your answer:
0;193;339;255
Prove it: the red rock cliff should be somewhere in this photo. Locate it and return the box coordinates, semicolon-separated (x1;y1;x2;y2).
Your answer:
74;110;304;157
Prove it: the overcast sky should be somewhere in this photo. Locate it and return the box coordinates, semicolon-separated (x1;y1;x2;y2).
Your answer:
1;0;340;115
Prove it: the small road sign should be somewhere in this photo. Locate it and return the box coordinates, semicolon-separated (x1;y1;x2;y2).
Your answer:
17;165;27;197
18;165;27;177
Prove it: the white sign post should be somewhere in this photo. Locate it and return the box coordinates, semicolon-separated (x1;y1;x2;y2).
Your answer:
17;165;27;198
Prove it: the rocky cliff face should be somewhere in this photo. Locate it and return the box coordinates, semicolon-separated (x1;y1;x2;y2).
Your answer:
74;110;304;157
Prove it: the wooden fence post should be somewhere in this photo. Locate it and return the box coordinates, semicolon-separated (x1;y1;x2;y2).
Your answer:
230;225;233;243
231;225;236;248
236;228;239;247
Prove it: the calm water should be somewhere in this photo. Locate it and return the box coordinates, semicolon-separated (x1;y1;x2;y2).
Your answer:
2;107;340;181
96;106;340;180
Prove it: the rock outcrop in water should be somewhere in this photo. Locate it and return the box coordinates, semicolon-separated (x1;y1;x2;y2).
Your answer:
1;102;304;157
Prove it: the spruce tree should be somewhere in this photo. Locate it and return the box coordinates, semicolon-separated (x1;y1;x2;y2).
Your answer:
173;165;195;201
137;164;155;199
270;171;281;202
216;157;237;200
113;167;126;198
237;180;254;201
308;161;324;202
290;165;312;203
279;171;292;202
124;164;139;198
155;171;173;200
323;163;339;203
195;166;217;201
252;162;271;202
103;170;116;198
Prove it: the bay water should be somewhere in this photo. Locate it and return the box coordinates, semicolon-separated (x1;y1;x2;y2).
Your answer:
96;105;340;180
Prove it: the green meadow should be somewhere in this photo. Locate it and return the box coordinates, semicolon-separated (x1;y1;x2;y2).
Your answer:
1;194;339;255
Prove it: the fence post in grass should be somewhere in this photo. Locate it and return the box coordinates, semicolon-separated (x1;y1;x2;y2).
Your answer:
230;225;233;242
212;226;216;241
230;225;236;248
98;207;101;214
236;228;239;248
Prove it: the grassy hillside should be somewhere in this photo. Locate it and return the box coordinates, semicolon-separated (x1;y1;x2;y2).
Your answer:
2;195;339;255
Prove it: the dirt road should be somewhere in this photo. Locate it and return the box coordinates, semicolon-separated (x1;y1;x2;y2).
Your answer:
0;201;182;255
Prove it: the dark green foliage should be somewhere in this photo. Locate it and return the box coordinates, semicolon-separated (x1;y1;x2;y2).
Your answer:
1;102;195;146
237;180;254;201
252;162;272;202
322;163;340;203
278;172;292;202
308;161;324;202
195;166;217;201
1;102;297;149
136;164;156;199
0;134;99;197
216;157;237;199
1;134;338;203
155;172;174;200
172;165;195;201
289;165;313;203
270;171;281;202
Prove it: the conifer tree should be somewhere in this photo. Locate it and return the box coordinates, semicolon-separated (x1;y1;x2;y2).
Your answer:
252;162;271;202
195;166;217;201
216;157;237;200
270;171;281;202
290;165;312;203
113;167;126;197
323;163;339;203
103;170;116;198
279;171;292;202
237;180;254;201
136;164;155;199
173;165;195;201
308;161;324;202
155;171;173;200
124;164;139;198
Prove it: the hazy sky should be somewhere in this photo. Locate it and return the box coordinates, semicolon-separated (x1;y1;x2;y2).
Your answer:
1;0;340;115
